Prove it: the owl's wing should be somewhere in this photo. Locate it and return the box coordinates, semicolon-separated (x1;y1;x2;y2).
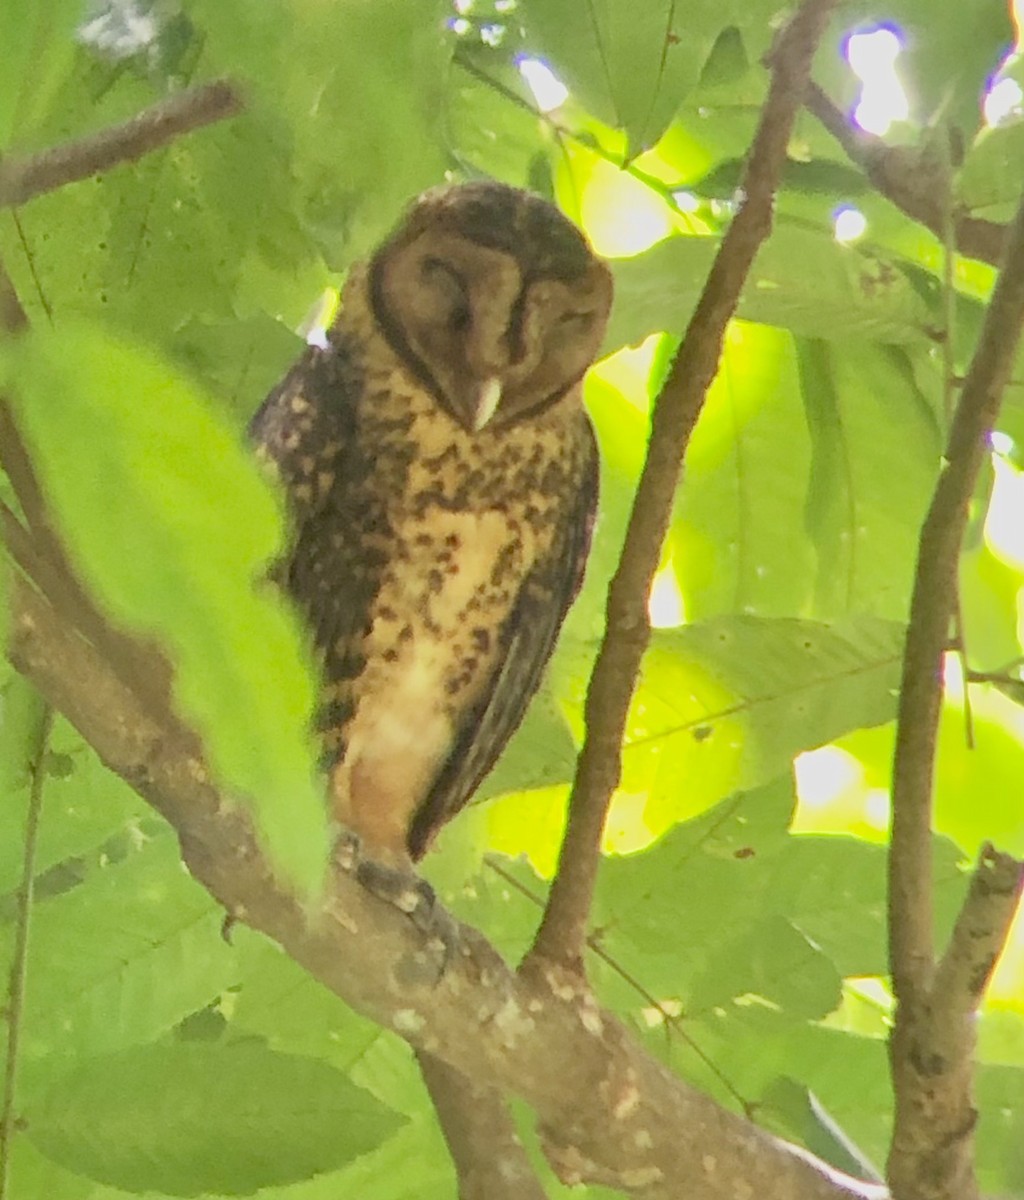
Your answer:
248;341;359;529
248;340;371;691
406;418;599;860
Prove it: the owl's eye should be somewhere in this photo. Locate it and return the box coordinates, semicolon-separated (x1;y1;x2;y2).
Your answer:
422;257;471;332
557;310;595;333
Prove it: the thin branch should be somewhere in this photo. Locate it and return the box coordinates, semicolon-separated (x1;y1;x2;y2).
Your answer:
526;0;840;973
886;175;1024;1200
0;80;243;208
803;81;1006;267
931;844;1024;1031
888;183;1024;1005
416;1052;548;1200
0;698;52;1200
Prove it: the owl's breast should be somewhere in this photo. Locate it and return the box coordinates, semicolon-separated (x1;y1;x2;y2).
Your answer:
316;372;587;862
330;504;530;863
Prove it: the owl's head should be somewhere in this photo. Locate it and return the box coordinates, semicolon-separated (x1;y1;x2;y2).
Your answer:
368;181;612;432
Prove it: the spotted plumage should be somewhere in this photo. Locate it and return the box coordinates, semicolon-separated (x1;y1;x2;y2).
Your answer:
250;182;612;869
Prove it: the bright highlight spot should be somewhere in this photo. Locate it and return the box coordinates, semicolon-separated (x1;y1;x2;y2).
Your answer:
846;27;909;135
864;788;890;830
984;75;1024;127
518;57;569;113
794;745;863;810
985;452;1024;569
833;204;868;244
648;562;686;628
673;190;701;213
990;430;1016;456
300;289;338;349
581;162;674;256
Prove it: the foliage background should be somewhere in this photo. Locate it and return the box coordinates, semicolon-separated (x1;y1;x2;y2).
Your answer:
1;0;1023;1196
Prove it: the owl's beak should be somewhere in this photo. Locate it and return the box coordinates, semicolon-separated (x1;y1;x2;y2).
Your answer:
468;377;503;432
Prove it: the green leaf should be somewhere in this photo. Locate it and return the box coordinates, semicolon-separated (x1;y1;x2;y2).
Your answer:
623;615;905;829
0;719;147;896
0;0;81;151
689;914;843;1020
798;339;941;620
668;323;815;619
605;225;934;355
2;323;328;896
0;672;48;801
519;0;712;156
0;834;238;1082
25;1042;405;1195
593;786;967;1014
838;0;1012;139
188;0;451;266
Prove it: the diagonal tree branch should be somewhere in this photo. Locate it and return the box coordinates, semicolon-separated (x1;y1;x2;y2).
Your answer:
803;81;1006;267
415;1051;548;1200
526;0;840;974
0;80;243;208
5;574;883;1200
886;174;1024;1200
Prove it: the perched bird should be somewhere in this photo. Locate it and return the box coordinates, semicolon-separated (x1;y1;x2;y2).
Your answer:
249;181;612;879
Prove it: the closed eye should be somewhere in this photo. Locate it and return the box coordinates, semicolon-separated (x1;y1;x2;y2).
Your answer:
557;310;595;332
422;256;471;332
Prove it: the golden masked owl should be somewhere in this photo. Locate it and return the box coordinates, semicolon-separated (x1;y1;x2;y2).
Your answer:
249;181;612;876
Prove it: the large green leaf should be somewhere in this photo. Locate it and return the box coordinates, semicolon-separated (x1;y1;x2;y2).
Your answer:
2;323;328;895
0;834;237;1088
518;0;781;158
518;0;713;156
592;784;968;1012
0;716;146;896
186;0;451;266
0;0;81;151
797;338;941;619
612;615;906;829
605;224;934;354
667;323;814;619
25;1042;405;1195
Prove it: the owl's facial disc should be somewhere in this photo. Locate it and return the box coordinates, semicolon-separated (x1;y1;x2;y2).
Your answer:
370;201;611;432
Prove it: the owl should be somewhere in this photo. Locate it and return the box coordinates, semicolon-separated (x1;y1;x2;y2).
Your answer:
249;181;612;880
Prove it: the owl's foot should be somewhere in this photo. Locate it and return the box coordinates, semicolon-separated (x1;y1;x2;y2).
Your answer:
333;833;458;977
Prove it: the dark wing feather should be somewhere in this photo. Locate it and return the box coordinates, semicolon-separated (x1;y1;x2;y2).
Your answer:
407;417;599;860
248;338;373;731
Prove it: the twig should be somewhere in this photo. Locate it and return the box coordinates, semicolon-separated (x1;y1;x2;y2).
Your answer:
0;80;243;208
803;81;1006;267
526;0;840;973
886;174;1024;1200
415;1052;548;1200
931;844;1023;1030
0;698;52;1199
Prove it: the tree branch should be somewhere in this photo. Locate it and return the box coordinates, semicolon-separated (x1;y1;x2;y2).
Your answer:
415;1052;547;1200
0;80;243;208
526;0;840;973
803;81;1006;267
886;175;1024;1200
6;575;881;1200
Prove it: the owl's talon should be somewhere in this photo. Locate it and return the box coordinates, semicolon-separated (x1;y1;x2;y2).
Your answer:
354;860;459;974
333;830;362;873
